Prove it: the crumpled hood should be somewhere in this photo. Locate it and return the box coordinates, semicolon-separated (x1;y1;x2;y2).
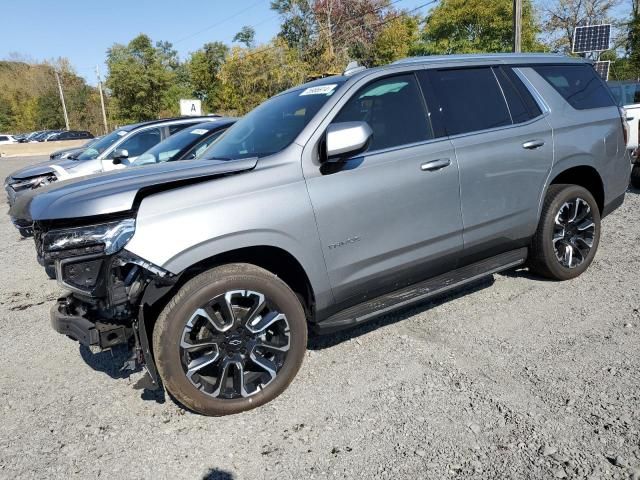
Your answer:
10;158;257;222
8;158;77;181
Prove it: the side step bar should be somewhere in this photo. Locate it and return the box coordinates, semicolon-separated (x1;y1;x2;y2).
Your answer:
317;248;528;333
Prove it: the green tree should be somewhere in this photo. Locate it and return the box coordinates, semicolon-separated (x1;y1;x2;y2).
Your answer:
233;26;256;47
106;34;174;123
218;40;309;115
415;0;543;54
371;15;420;65
187;42;229;112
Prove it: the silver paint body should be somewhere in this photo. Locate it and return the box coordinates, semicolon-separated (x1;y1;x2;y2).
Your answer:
27;54;631;322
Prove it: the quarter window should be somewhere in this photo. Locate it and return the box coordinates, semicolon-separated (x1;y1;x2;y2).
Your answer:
495;67;542;123
332;74;432;152
533;64;615;110
428;67;512;136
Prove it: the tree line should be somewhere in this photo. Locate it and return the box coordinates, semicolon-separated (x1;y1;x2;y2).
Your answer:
1;0;638;134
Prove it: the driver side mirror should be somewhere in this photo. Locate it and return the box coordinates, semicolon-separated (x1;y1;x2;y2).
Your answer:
111;148;129;165
324;121;373;162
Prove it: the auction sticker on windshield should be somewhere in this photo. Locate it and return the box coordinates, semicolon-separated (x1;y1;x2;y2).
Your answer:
300;84;338;96
190;129;208;135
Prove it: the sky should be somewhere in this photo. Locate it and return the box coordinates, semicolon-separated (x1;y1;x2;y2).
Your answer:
0;0;435;85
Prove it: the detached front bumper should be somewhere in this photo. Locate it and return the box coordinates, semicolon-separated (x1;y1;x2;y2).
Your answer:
51;294;133;349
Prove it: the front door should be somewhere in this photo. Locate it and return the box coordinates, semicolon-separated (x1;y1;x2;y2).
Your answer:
304;73;464;307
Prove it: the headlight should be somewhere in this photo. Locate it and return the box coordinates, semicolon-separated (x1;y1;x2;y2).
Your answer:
11;175;55;192
44;218;136;257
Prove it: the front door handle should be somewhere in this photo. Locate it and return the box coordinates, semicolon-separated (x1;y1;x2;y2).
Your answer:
522;139;545;150
420;158;451;172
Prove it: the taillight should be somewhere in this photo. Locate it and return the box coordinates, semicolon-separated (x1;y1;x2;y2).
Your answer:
619;107;630;145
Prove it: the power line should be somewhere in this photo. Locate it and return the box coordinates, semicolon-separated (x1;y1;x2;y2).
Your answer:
174;0;265;44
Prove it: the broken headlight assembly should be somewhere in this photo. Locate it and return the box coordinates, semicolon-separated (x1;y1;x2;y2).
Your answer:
42;218;136;294
10;174;56;192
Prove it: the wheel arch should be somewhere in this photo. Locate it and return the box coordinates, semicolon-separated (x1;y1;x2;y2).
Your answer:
544;164;605;214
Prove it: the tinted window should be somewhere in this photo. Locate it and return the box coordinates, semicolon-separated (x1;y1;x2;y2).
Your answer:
201;80;345;160
77;129;127;160
429;68;511;135
0;136;7;141
533;64;615;110
332;74;431;151
113;128;162;157
169;123;193;135
495;67;542;123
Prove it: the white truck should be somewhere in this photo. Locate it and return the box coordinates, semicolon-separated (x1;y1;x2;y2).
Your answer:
608;81;640;187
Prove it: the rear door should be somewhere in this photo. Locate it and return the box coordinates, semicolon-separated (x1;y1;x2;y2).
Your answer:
424;66;553;260
304;72;464;307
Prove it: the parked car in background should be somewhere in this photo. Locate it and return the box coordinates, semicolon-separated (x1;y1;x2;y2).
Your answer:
46;130;94;142
130;119;235;167
49;136;103;160
5;116;224;236
29;130;61;142
11;54;630;416
0;134;17;145
18;131;43;143
608;81;640;187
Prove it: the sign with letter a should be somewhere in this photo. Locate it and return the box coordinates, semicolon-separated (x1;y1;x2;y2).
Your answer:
180;99;202;116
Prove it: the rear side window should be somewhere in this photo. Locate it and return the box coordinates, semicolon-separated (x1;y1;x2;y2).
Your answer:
495;67;542;123
428;68;511;136
332;73;432;152
533;64;615;110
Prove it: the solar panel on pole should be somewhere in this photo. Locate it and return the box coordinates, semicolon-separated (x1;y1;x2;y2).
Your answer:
593;61;611;81
572;24;611;53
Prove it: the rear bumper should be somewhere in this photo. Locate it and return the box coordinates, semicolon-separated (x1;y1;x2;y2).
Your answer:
50;295;133;349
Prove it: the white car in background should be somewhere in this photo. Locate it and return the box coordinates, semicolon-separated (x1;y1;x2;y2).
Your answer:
608;81;640;187
0;135;17;145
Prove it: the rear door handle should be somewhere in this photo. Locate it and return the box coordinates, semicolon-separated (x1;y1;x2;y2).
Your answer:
522;139;545;150
420;158;451;172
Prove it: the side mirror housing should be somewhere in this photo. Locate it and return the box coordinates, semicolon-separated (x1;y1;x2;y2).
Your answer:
325;121;373;162
111;149;129;165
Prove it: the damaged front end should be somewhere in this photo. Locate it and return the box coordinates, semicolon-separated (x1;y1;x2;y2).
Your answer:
35;216;173;388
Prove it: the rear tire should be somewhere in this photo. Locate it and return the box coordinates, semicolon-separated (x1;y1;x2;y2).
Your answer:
152;263;307;416
631;165;640;189
529;184;600;280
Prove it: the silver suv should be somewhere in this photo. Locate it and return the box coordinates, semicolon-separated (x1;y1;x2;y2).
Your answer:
13;54;630;416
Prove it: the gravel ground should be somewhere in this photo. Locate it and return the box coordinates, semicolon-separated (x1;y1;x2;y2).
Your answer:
0;156;639;480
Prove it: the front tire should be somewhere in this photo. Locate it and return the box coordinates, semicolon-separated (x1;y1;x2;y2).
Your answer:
152;263;307;416
529;184;601;280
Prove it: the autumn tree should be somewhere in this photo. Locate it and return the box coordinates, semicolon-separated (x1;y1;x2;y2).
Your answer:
217;40;309;115
187;42;229;113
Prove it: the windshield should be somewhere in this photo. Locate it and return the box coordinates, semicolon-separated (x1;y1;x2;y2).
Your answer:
132;124;216;166
200;81;344;160
76;129;128;160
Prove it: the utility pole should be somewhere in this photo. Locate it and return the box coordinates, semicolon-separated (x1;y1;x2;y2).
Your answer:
513;0;522;53
96;65;109;135
54;70;70;131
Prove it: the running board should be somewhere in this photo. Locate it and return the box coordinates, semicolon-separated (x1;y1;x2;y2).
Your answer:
317;248;528;333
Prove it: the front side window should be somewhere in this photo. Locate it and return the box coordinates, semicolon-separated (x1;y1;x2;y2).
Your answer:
200;80;345;161
332;74;432;152
533;64;615;110
111;128;162;158
77;129;129;160
429;67;512;136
